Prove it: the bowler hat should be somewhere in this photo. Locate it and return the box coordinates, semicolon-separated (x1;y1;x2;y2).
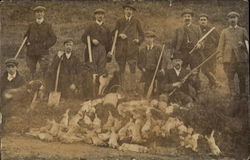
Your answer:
33;6;46;12
94;8;105;14
171;51;183;60
123;3;136;11
145;31;157;38
181;9;194;17
5;58;18;66
227;11;240;18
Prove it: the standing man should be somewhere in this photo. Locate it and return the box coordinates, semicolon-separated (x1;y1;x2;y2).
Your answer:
138;31;162;96
172;8;202;93
81;8;112;98
217;12;249;99
199;13;220;88
25;6;57;80
49;39;82;99
112;3;144;94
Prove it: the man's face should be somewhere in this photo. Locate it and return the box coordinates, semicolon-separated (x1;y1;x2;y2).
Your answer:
64;41;74;53
6;65;17;75
183;14;192;25
95;13;104;22
145;37;154;44
124;7;133;17
228;16;238;26
199;17;208;26
35;10;45;19
172;59;183;69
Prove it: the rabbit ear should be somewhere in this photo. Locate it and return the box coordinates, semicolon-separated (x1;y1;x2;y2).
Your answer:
211;130;215;137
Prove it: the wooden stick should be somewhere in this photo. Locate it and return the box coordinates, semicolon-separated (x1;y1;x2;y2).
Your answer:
55;57;63;92
14;36;27;59
110;30;119;56
87;36;93;62
146;44;165;99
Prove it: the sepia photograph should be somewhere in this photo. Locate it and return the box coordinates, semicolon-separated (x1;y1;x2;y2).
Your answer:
0;0;249;159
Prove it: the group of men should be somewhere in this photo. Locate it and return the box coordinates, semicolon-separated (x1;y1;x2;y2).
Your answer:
1;3;249;107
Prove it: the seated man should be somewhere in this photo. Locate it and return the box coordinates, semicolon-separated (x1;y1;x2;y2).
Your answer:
161;53;197;106
1;58;26;103
48;39;82;99
138;31;163;96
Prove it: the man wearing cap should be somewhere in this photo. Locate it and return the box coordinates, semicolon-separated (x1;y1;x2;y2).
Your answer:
1;58;26;100
24;6;57;80
198;13;220;88
48;39;82;99
161;53;197;106
138;31;163;96
112;3;144;94
81;8;112;97
217;11;249;100
172;8;202;94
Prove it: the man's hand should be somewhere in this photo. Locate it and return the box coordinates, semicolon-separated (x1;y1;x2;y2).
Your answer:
57;51;64;58
69;84;76;90
196;42;202;49
93;74;98;82
142;68;146;72
133;39;139;44
92;39;99;45
27;42;31;46
172;82;182;88
107;51;112;58
216;55;223;64
119;33;127;39
238;41;244;48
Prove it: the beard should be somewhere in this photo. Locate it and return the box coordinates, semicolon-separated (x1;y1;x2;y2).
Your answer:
174;64;181;70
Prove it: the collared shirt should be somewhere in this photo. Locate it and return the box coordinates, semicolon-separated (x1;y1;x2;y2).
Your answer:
65;52;72;59
96;20;103;26
174;67;181;76
229;25;238;29
36;18;44;24
147;44;154;50
125;15;132;21
7;72;17;81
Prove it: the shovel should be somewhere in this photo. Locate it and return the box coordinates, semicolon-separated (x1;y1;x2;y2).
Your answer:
48;57;63;107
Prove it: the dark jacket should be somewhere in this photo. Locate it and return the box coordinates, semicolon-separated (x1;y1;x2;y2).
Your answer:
49;53;82;92
114;17;144;60
172;24;201;53
161;68;191;94
1;71;26;95
25;21;57;56
82;22;112;62
217;26;249;63
200;25;220;53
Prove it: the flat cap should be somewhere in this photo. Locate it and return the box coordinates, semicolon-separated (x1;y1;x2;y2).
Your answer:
145;31;157;37
171;51;183;60
227;11;240;18
181;8;194;16
64;38;74;44
123;3;136;11
5;58;18;66
94;8;105;14
199;13;209;19
33;6;46;12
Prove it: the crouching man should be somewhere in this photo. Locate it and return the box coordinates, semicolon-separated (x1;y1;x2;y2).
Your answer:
1;58;26;104
48;39;82;99
161;53;197;107
138;31;163;96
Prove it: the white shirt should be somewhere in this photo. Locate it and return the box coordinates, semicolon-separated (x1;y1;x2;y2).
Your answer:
65;52;72;59
7;72;17;81
96;20;103;26
174;67;181;76
125;15;132;21
147;44;154;50
229;25;238;29
36;18;44;24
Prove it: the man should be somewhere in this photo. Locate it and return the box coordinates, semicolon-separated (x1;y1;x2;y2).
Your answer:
49;39;81;99
0;58;26;102
138;31;162;96
112;3;144;94
81;8;112;97
172;8;202;93
24;6;57;80
199;13;220;88
161;53;197;106
217;11;249;99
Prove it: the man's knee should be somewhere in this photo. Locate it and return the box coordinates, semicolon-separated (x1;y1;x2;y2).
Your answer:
39;56;49;72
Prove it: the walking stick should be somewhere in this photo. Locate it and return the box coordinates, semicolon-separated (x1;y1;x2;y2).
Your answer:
14;36;28;59
169;51;219;96
146;44;165;99
189;27;215;55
